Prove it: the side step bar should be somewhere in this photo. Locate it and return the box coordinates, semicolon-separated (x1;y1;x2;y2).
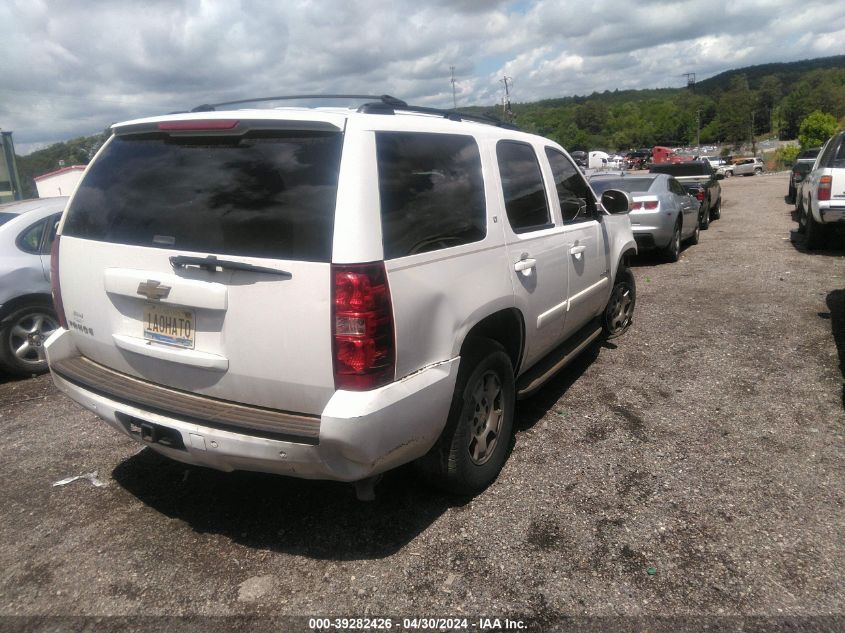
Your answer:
516;319;604;399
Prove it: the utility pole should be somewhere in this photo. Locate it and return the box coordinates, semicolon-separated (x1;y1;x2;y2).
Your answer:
450;66;457;110
751;111;756;155
696;109;701;150
500;76;513;122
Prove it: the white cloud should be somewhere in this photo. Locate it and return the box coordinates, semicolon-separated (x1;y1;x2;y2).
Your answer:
0;0;843;152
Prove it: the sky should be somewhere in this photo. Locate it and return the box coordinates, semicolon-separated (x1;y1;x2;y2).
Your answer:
2;0;844;154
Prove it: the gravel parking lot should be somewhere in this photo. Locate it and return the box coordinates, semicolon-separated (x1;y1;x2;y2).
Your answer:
1;172;843;631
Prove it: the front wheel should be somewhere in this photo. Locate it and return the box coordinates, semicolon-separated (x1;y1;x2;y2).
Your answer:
416;339;515;495
754;168;763;176
0;302;59;377
603;267;636;338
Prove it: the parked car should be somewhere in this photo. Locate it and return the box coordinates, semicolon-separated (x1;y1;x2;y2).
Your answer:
590;172;699;262
570;150;588;168
0;197;66;376
787;148;821;203
45;96;637;496
733;157;764;176
624;150;651;170
796;131;845;249
649;160;722;229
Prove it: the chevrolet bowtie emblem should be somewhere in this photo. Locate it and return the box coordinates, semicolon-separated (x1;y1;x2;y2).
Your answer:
137;280;171;301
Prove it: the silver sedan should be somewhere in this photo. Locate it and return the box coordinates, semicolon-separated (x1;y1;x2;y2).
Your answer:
0;197;67;376
589;173;700;262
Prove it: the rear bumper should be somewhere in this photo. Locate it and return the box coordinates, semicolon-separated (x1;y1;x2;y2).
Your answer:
817;204;845;224
630;214;673;249
46;329;460;481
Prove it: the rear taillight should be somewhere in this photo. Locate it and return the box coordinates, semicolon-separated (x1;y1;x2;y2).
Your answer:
332;263;395;390
50;236;68;329
818;175;832;201
631;201;658;210
695;189;705;201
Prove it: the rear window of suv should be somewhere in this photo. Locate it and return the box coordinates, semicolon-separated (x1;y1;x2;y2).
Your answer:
376;132;486;259
62;130;343;262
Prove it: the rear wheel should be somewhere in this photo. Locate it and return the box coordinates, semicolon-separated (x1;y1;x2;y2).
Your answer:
0;302;59;377
416;339;515;495
787;185;796;203
711;197;721;220
699;205;710;230
804;208;825;250
797;198;807;233
603;267;636;338
663;220;682;262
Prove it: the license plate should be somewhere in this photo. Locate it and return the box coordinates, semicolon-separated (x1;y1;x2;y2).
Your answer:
143;303;196;349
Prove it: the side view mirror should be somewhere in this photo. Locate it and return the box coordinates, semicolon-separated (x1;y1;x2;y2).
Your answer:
601;189;632;214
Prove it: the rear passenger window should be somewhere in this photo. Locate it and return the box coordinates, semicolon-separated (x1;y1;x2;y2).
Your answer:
63;131;342;262
545;148;594;223
17;218;47;254
376;132;486;259
497;141;551;232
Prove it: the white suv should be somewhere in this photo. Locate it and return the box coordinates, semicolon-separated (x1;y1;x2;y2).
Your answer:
797;131;845;249
733;157;764;176
46;96;636;495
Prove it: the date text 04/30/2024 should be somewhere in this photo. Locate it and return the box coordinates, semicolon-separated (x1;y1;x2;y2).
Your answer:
307;617;527;630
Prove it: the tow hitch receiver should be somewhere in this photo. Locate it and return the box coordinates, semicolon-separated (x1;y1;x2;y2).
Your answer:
116;413;186;451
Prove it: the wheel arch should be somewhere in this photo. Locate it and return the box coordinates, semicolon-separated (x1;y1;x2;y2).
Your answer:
460;308;525;376
0;293;55;324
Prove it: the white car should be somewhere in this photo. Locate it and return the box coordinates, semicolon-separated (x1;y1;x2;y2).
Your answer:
46;95;636;496
0;197;66;376
797;131;845;249
733;157;764;176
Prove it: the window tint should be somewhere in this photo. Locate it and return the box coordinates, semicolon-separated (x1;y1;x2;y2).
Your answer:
546;149;596;223
0;213;15;227
17;218;47;254
832;135;845;168
497;142;551;232
590;177;655;195
669;179;686;196
63;131;343;262
42;213;61;254
376;132;486;259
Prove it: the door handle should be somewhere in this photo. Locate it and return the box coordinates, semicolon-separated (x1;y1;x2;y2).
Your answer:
514;258;537;273
569;245;587;256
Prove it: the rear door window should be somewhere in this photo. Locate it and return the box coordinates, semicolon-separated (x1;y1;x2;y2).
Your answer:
376;132;486;259
497;141;551;232
62;131;343;262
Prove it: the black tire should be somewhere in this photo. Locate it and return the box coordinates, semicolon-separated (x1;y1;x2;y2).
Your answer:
804;208;825;250
686;217;700;245
699;204;710;230
787;185;796;203
663;219;682;262
711;197;722;220
796;198;807;233
754;167;763;176
416;338;515;495
0;301;59;377
603;267;635;338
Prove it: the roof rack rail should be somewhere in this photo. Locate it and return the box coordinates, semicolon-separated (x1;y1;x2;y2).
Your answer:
191;94;407;112
189;94;518;129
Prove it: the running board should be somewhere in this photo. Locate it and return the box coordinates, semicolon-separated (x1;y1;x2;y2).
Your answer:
516;319;604;399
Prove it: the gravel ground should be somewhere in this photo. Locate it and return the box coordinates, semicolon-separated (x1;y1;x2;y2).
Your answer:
0;172;843;632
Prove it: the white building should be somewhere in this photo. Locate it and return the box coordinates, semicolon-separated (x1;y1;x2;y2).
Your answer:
34;165;85;198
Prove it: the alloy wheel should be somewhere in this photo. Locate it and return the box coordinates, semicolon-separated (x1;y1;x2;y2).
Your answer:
467;370;504;466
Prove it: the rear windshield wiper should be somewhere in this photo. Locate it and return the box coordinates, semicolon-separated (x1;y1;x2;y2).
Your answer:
170;255;292;278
